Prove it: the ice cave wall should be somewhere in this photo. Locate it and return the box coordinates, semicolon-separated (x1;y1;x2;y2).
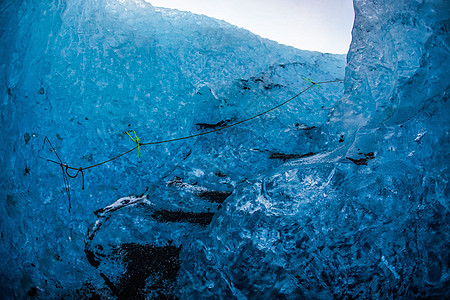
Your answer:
0;0;449;298
190;0;450;298
0;0;344;198
0;0;346;297
329;0;450;137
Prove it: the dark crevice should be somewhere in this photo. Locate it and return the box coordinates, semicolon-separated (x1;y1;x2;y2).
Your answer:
346;157;368;165
85;248;100;268
100;273;119;296
269;152;315;162
347;152;375;165
152;210;214;226
195;120;230;130
116;243;182;300
198;190;232;203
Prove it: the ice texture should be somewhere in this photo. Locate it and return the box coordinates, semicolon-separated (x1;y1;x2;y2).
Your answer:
0;0;448;298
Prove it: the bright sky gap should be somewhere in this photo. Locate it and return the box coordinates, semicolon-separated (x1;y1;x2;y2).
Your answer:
145;0;354;54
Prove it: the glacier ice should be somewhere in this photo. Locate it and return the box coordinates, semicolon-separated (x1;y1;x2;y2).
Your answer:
0;0;448;298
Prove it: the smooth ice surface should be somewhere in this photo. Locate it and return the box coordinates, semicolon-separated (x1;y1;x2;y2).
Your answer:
0;0;449;298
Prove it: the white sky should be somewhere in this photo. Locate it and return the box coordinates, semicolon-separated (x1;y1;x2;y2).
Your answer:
145;0;354;54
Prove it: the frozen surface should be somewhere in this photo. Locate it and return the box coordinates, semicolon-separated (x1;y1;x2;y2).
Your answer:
0;0;448;298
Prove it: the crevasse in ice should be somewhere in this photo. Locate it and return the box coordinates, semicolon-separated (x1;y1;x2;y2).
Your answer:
0;0;448;298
